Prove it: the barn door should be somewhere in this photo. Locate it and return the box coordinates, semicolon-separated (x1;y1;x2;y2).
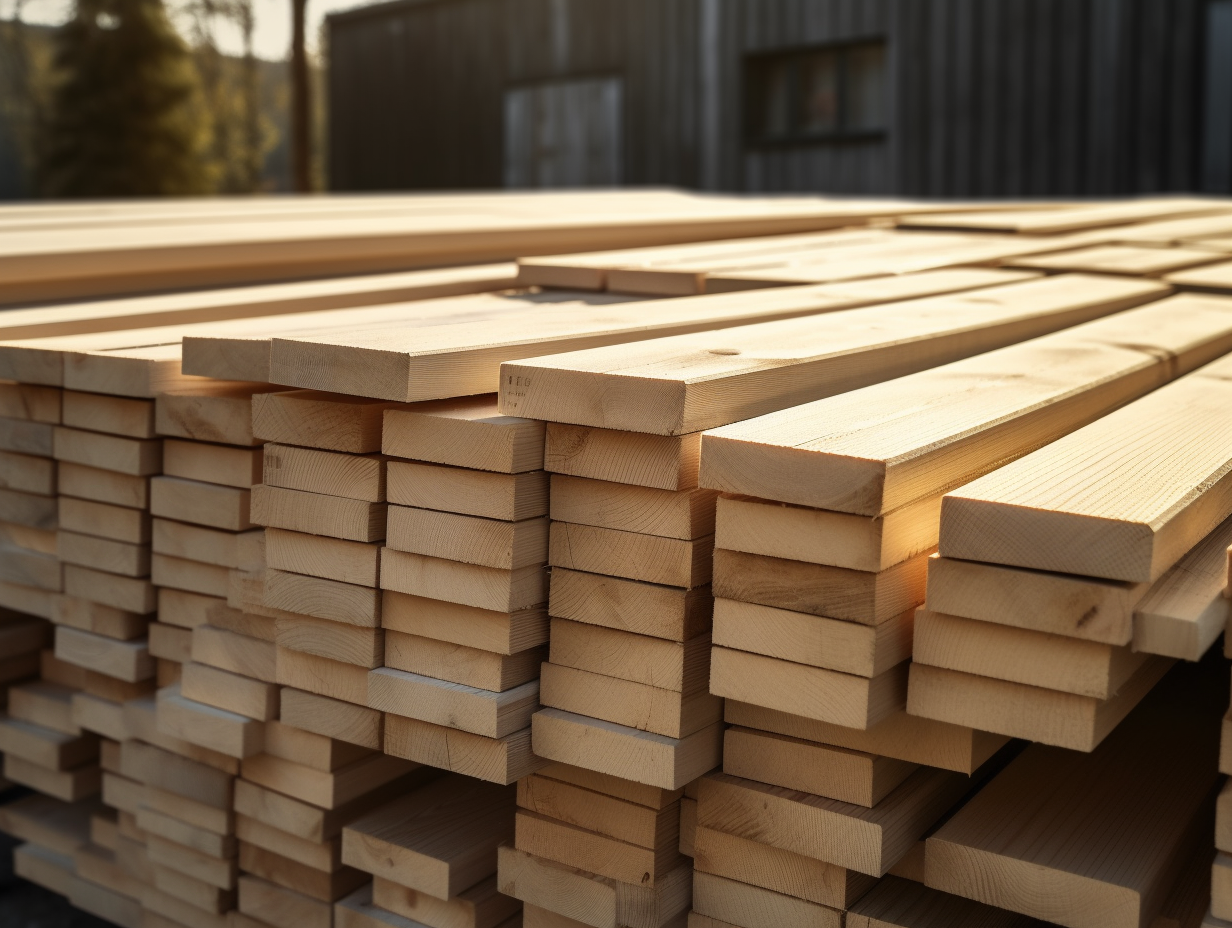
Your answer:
504;77;623;187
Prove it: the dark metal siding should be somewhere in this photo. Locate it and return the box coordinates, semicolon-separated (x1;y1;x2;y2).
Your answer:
327;0;1213;196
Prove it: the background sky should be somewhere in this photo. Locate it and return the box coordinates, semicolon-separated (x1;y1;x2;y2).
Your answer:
4;0;365;58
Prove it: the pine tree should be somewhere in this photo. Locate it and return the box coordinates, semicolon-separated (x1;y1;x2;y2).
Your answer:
42;0;214;197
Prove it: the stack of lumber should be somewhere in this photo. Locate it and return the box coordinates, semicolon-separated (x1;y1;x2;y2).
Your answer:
910;352;1232;748
334;772;519;928
371;397;550;785
9;192;1232;928
0;614;62;792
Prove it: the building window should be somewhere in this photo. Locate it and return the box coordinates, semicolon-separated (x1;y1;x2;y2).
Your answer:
746;40;887;145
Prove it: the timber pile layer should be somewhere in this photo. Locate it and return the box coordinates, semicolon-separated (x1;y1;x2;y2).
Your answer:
2;191;1232;928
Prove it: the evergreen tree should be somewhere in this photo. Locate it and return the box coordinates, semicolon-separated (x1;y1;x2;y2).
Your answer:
42;0;213;197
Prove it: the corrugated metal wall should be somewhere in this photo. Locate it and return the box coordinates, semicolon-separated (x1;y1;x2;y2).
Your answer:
327;0;1215;196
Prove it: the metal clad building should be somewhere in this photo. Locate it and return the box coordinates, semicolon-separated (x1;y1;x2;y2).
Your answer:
327;0;1232;196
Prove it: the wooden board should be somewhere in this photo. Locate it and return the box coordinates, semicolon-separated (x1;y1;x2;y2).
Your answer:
699;293;1232;516
57;530;148;578
152;553;231;597
264;443;385;502
241;750;415;810
384;711;542;785
1166;260;1232;293
265;529;380;588
550;476;716;540
713;547;929;625
939;354;1232;583
913;609;1151;699
276;613;384;668
384;630;543;691
1008;244;1224;276
0;449;57;495
278;687;383;751
540;661;722;740
691;870;842;928
713;598;912;678
545;423;701;491
517;773;679;850
250;484;385;543
62;390;155;439
263;569;380;627
713;494;941;573
723;725;917;808
498;275;1167;435
163;439;263;489
907;656;1174;752
193;624;277;682
155;684;265;758
846;876;1056;928
367;666;538;739
269;269;1042;403
275;647;369;704
550;522;712;589
383;396;545;473
0;382;61;423
381;549;547;613
382;590;548;656
54;625;153;682
388;461;547;521
341;773;514;898
531;708;721;791
372;873;520;928
156;382;267;446
152;520;256;569
253;390;398;453
549;619;708;693
497;844;692;928
693;824;876;911
548;567;711;644
710;647;906;730
925;659;1224;928
0;715;98;770
387;506;549;571
58;462;148;509
515;809;683;887
725;699;1005;777
52;426;161;476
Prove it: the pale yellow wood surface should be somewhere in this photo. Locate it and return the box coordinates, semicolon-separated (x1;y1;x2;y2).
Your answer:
515;808;683;887
907;656;1174;751
383;712;543;785
152;553;230;597
250;485;385;543
713;547;928;625
155;382;267;446
62;391;155;439
711;647;906;729
530;708;722;790
700;293;1232;516
724;700;1007;774
1009;244;1223;276
181;661;279;720
899;199;1229;234
550;522;712;589
54;626;152;683
698;763;978;878
693;824;876;911
925;660;1223;928
275;647;368;704
253;390;398;454
152;520;256;569
52;427;161;476
367;665;538;739
539;661;722;739
0;382;61;423
274;614;383;668
545;423;701;491
384;629;543;691
387;506;548;571
150;476;252;531
0;715;98;770
913;609;1150;699
241;750;414;811
388;460;547;521
162;439;263;489
263;568;380;627
549;618;709;692
723;725;917;808
193;624;277;681
269;269;1038;403
536;761;685;810
341;773;513;898
518;773;679;849
497;844;692;928
940;354;1232;583
277;687;382;750
264;444;385;502
550;475;717;540
499;275;1165;435
548;567;712;642
383;396;545;473
713;598;912;678
58;462;148;509
380;548;547;613
382;589;548;656
265;529;380;588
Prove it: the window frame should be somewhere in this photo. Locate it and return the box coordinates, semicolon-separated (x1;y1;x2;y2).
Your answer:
743;37;889;148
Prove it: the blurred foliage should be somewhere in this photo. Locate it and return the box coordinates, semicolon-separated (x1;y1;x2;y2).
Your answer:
0;0;296;198
43;0;214;196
